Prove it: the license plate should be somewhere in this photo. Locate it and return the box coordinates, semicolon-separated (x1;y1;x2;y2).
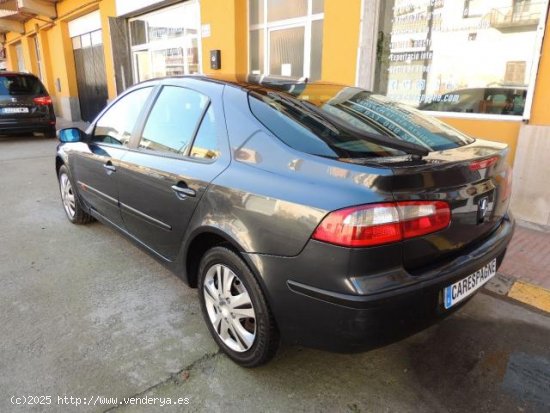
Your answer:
2;107;29;114
443;258;497;309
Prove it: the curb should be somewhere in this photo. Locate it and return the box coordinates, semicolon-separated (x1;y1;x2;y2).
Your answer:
485;273;550;313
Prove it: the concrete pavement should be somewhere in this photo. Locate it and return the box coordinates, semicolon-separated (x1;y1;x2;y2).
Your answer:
0;135;549;413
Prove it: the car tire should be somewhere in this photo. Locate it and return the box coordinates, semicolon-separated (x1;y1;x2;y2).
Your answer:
198;246;279;367
58;165;93;224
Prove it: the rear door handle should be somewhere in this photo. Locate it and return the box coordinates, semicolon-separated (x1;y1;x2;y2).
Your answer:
171;184;196;199
103;162;116;173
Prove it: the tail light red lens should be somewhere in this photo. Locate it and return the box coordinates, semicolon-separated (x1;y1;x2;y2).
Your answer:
469;156;498;171
312;201;451;247
33;96;52;105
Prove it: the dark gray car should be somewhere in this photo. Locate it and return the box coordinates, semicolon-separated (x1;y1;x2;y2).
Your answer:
0;72;56;137
55;76;514;367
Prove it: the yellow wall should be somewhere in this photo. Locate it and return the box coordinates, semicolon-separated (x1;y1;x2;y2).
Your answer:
99;0;117;99
322;0;361;84
200;0;247;76
0;0;545;150
530;11;550;126
2;0;117;116
439;117;521;164
200;0;361;83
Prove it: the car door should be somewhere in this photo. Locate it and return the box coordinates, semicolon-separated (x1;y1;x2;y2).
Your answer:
115;80;230;260
69;86;155;228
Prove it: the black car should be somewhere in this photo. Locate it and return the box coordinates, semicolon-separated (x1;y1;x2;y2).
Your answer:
0;72;56;137
55;76;514;367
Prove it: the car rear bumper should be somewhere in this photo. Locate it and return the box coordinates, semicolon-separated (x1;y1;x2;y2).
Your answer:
245;212;515;352
0;117;55;135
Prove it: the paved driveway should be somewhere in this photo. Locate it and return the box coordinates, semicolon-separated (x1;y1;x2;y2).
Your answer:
1;136;549;413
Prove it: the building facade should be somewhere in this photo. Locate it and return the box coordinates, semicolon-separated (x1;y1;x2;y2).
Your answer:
1;0;550;227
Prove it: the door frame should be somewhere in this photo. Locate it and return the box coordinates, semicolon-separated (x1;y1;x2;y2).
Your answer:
72;29;109;122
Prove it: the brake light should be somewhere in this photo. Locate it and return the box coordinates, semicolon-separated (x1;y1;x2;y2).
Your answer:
33;96;52;105
312;201;451;247
469;156;498;171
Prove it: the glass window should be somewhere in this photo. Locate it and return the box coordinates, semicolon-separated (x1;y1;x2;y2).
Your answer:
81;33;91;48
267;0;307;22
139;86;209;155
72;36;81;50
312;0;325;14
248;85;473;159
310;20;324;81
93;87;153;146
91;30;103;46
129;2;201;82
269;27;305;78
249;0;324;80
190;106;220;160
249;0;264;25
249;29;264;74
374;0;545;117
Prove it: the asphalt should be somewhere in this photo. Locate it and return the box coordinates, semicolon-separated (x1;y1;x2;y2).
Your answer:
1;135;549;413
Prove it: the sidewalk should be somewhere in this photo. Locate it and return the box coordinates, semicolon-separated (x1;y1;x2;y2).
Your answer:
499;225;550;290
487;224;550;313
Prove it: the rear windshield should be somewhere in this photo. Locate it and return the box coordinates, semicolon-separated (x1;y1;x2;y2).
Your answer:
248;85;474;159
0;74;46;96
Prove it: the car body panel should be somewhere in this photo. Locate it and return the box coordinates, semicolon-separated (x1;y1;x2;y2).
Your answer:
114;79;232;260
55;75;515;352
69;143;127;228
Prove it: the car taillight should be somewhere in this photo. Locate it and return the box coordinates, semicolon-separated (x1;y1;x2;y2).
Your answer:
33;96;52;105
469;156;498;171
312;201;451;247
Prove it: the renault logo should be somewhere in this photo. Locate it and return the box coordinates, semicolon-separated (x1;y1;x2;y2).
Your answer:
477;197;489;223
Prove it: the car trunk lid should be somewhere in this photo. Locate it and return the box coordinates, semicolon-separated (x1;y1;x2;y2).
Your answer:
384;139;512;272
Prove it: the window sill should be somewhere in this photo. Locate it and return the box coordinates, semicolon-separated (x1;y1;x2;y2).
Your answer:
425;111;526;122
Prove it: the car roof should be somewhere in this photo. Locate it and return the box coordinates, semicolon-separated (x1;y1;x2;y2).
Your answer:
135;73;346;95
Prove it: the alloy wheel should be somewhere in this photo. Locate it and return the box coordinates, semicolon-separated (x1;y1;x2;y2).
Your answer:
60;173;76;218
202;263;257;352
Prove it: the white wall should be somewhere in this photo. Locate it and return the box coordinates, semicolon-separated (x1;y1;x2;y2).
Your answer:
511;125;550;228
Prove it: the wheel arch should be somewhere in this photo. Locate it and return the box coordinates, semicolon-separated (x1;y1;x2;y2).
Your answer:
55;155;64;176
184;227;248;288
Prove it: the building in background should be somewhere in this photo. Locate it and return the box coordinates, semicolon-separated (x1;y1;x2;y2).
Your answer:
0;0;549;227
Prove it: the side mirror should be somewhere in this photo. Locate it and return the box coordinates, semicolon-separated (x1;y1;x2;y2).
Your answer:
58;128;85;143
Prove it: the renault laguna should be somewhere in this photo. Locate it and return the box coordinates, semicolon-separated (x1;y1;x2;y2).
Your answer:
55;75;514;367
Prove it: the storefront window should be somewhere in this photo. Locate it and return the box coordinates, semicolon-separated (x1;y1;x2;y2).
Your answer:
249;0;324;80
129;1;201;82
374;0;547;117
